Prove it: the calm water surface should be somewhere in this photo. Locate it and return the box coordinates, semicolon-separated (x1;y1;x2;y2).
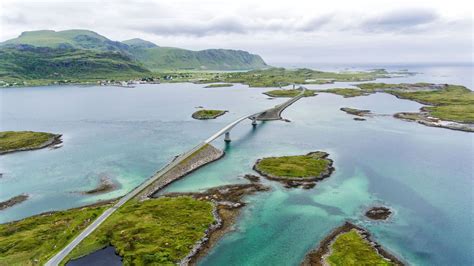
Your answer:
0;66;472;265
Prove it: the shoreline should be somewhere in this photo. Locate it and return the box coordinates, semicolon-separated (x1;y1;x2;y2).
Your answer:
161;183;270;265
0;134;63;155
301;221;404;266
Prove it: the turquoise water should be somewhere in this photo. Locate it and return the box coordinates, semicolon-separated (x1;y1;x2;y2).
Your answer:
1;67;473;265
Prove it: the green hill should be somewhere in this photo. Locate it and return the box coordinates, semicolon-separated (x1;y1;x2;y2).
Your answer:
1;30;129;52
128;46;267;71
0;46;149;82
0;30;268;82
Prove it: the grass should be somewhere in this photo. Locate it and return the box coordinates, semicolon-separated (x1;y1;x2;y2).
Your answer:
326;229;393;266
263;89;316;97
0;204;109;265
424;104;474;123
0;131;57;153
192;109;226;119
255;152;330;179
204;83;234;88
215;68;389;87
64;197;215;265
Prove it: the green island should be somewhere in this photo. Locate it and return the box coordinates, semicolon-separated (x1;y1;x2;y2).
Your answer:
302;222;403;266
0;131;62;154
253;151;334;188
263;88;316;97
64;197;214;265
204;83;234;88
0;202;111;265
192;109;227;120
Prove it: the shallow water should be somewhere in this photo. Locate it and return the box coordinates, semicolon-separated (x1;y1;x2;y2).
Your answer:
0;66;472;265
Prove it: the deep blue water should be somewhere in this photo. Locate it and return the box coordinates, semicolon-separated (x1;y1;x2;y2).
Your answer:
0;65;472;265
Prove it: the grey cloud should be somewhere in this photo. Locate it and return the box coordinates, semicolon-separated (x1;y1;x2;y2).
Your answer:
362;9;439;32
133;17;246;36
132;15;334;37
1;14;28;25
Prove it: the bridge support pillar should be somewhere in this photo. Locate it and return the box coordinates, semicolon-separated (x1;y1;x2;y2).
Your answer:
224;132;231;142
252;117;257;126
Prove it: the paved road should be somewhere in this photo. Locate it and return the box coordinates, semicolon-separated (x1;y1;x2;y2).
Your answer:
45;87;306;266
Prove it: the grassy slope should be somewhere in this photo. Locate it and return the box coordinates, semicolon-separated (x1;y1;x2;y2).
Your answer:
64;197;214;265
327;229;393;266
263;89;316;97
255;153;330;179
129;46;267;71
0;131;56;152
0;204;109;265
0;47;150;82
0;30;128;52
192;109;226;119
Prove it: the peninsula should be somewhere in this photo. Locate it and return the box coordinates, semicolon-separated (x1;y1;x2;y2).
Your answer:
302;222;403;266
0;131;62;155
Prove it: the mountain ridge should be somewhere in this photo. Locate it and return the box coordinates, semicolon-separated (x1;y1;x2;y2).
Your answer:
1;29;268;72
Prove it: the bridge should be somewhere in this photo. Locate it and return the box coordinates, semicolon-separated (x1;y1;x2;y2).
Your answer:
45;86;306;266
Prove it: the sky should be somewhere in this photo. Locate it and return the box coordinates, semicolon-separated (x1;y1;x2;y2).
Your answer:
0;0;472;66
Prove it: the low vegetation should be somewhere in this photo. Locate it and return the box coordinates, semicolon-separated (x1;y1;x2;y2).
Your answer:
204;83;233;88
192;109;227;120
0;131;59;154
212;68;389;87
263;88;316;97
327;229;393;266
65;197;215;265
319;88;371;98
0;203;110;265
254;152;332;179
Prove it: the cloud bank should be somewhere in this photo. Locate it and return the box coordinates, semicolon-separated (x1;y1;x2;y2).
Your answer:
0;0;472;64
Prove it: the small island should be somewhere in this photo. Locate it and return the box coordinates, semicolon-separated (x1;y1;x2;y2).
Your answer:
192;109;228;120
0;194;29;211
302;222;403;266
365;206;392;220
263;88;316;98
253;151;334;188
340;107;372;117
0;131;62;155
204;83;234;88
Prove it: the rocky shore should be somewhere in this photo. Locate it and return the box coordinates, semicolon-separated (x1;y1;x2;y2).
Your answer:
394;111;474;132
301;222;404;266
81;175;118;195
0;194;29;211
163;182;270;265
253;151;335;189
